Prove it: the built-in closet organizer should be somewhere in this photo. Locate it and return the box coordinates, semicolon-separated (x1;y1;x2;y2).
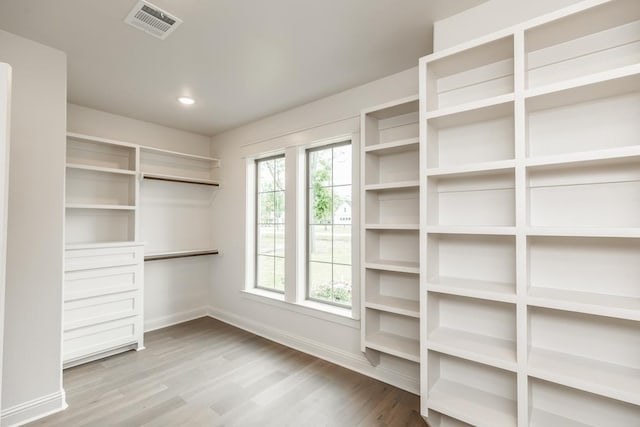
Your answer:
419;0;640;425
63;132;220;367
360;96;420;366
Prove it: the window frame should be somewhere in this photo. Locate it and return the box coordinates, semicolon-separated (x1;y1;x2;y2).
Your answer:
254;153;286;293
305;140;353;308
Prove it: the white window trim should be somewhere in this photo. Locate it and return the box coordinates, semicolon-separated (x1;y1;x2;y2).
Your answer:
245;134;360;321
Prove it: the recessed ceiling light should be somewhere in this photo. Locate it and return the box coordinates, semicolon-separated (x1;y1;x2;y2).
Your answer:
178;96;195;105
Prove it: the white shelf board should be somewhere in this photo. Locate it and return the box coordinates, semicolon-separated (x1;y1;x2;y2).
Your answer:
365;295;419;318
65;241;144;251
528;347;640;406
66;163;136;175
428;379;517;427
365;224;419;231
364;137;419;155
66;131;138;148
529;409;591;427
141;173;220;187
427;328;517;372
144;248;219;261
364;260;420;274
427;226;516;236
364;180;420;191
525;146;640;171
424;93;514;125
140;145;220;163
65;204;136;211
528;287;640;322
365;331;420;363
426;160;515;178
525;63;640;110
526;227;640;239
427;277;516;304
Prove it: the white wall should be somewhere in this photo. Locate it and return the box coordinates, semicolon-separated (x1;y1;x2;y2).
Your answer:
0;62;11;418
209;67;421;393
433;0;584;51
0;30;67;426
67;104;215;332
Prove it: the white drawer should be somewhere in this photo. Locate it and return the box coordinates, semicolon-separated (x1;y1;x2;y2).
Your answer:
64;316;141;362
65;244;143;271
65;264;142;301
64;290;141;331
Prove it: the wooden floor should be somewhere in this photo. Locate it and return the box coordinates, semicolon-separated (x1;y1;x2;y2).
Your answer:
30;317;425;427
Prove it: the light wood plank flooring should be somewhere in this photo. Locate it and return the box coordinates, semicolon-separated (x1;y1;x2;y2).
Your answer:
29;317;425;426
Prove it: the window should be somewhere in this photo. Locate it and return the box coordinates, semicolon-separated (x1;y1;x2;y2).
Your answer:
255;155;285;292
307;142;352;307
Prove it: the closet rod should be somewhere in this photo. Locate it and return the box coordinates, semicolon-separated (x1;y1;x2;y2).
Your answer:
144;250;219;262
143;175;220;186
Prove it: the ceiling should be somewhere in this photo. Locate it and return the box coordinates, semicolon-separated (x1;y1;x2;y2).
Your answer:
0;0;486;136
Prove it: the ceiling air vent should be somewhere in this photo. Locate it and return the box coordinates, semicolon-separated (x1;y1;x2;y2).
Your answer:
124;1;182;40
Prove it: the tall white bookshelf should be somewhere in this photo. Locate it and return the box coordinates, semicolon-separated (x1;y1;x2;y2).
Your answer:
360;96;421;365
419;0;640;425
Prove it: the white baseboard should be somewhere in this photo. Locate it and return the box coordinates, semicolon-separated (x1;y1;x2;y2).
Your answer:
206;306;420;394
144;306;210;332
1;389;67;427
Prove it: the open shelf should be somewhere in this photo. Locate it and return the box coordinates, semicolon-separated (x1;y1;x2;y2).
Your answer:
364;269;419;316
144;249;219;262
427;170;515;227
65;204;135;210
364;137;419;155
364;180;419;191
142;172;220;187
365;229;419;268
364;294;419;318
425;411;473;427
364;260;419;275
67;132;136;171
66;163;136;176
427;277;515;304
528;307;640;405
427;293;517;371
139;145;220;163
528;158;640;228
526;70;640;159
529;377;640;427
525;146;640;170
364;308;420;362
364;224;419;231
427;352;517;427
528;236;640;320
424;35;514;112
66;167;136;207
426;160;515;178
525;0;640;89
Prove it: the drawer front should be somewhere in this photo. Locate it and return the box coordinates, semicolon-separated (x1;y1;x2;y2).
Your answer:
64;316;141;362
64;290;141;331
65;245;143;271
65;264;142;300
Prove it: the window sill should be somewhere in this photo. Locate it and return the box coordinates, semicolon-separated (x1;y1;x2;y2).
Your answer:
241;288;359;329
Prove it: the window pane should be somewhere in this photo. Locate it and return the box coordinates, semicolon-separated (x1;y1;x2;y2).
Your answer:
274;190;285;224
274;224;285;257
258;160;275;192
309;148;332;188
257;224;274;255
333;144;352;186
332;264;352;305
309;225;332;263
309;186;332;225
333;186;351;225
308;261;332;302
274;256;285;291
258;192;275;224
333;225;351;265
257;255;275;289
274;157;286;191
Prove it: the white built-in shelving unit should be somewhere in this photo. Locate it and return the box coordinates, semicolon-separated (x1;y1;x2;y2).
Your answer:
64;132;144;367
419;0;640;425
63;132;221;366
360;96;421;365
